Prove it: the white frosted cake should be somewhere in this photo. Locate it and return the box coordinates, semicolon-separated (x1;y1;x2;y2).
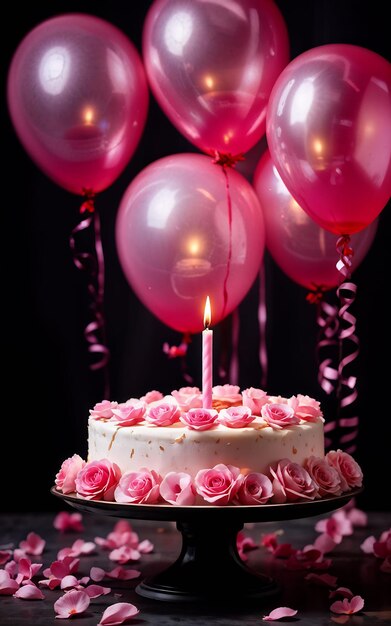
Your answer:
55;385;363;506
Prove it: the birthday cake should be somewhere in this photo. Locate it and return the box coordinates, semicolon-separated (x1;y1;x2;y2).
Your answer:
55;385;363;506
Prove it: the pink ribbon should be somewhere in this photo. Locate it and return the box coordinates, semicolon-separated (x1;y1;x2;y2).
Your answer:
309;232;360;454
315;296;339;396
69;190;110;398
335;235;359;454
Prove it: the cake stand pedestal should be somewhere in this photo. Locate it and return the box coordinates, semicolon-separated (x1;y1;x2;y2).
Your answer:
51;488;360;604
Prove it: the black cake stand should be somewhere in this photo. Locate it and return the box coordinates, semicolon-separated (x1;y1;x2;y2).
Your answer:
51;487;360;604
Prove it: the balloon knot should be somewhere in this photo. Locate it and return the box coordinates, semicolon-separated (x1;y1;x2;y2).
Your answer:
80;188;96;214
336;234;353;259
212;151;245;168
306;284;327;304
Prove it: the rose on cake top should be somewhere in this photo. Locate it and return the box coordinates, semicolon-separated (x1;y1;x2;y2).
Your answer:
88;386;323;430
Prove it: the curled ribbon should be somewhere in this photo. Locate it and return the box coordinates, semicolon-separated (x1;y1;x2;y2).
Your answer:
307;285;339;449
69;189;110;398
315;295;340;396
335;235;359;454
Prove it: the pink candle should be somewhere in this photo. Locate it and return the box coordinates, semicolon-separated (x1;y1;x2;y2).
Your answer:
202;296;213;409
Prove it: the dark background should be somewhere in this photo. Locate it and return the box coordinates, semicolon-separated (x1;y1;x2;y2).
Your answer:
2;1;390;512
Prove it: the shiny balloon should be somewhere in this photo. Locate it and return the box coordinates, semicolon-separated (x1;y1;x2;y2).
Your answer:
7;14;149;194
266;44;391;235
143;0;289;156
116;153;265;333
253;150;378;291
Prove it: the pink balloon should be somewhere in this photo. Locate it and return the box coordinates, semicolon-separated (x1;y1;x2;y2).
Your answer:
142;0;289;156
7;14;149;195
116;153;265;333
266;44;391;235
253;150;378;291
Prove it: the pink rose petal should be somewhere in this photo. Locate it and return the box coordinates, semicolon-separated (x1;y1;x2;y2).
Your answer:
14;584;45;600
360;535;376;554
90;567;106;582
19;532;46;556
0;570;20;595
60;575;80;590
84;584;111;598
109;546;140;564
98;602;139;625
106;567;141;581
0;550;12;565
313;533;337;554
90;566;141;581
58;539;96;560
16;556;42;584
305;573;338;588
273;543;295;559
138;539;154;554
330;595;364;614
263;607;298;621
347;508;368;527
329;587;354;600
54;589;90;619
53;512;84;533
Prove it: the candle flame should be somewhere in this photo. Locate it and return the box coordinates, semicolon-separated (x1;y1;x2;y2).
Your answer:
83;107;94;125
204;74;214;89
203;296;211;328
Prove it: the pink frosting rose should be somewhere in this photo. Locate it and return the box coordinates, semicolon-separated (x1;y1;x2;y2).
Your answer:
55;454;86;494
325;450;363;492
140;390;163;404
75;459;121;501
89;400;118;419
305;456;343;496
267;395;288;404
114;468;161;504
270;459;319;503
110;400;146;426
261;403;301;429
218;406;255;428
289;394;323;422
194;464;243;505
242;387;269;415
160;472;196;505
145;398;181;426
212;384;242;404
179;408;218;430
170;387;203;410
237;472;273;505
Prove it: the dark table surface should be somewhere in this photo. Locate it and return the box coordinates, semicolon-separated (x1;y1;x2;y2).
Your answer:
1;508;390;625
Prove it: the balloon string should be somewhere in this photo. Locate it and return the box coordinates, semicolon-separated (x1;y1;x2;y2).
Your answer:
221;166;232;320
212;151;245;320
163;333;193;384
69;190;110;398
335;235;359;454
258;263;268;389
314;294;339;396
